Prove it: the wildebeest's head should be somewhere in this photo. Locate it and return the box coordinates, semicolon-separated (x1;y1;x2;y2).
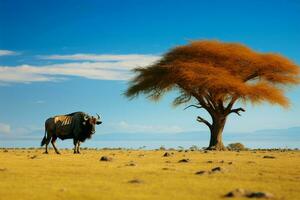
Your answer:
83;114;102;137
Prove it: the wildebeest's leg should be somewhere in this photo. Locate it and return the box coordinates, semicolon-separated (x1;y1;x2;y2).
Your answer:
76;141;81;154
44;136;51;154
73;139;78;154
51;135;60;154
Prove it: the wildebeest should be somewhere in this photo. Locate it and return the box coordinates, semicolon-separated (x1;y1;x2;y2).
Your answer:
41;112;102;154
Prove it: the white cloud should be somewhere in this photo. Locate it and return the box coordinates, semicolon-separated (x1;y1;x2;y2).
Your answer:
0;123;11;134
115;121;183;133
35;100;45;104
0;54;160;84
0;50;18;56
39;53;160;64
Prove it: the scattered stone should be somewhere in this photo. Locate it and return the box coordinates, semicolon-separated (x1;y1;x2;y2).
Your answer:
128;179;143;184
225;188;246;197
211;167;222;172
224;188;274;199
162;167;175;171
184;150;189;152
138;154;144;157
207;160;213;163
263;155;276;159
3;149;8;153
195;170;209;175
100;156;112;161
204;150;208;153
125;162;136;166
247;192;274;198
178;159;190;163
228;162;233;165
247;161;256;164
30;155;37;159
163;152;171;157
165;160;171;163
220;160;225;163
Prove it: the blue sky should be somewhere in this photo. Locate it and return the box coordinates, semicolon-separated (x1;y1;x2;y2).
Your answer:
0;0;299;147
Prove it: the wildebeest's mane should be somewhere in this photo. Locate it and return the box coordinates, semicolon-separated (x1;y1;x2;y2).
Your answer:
65;112;83;117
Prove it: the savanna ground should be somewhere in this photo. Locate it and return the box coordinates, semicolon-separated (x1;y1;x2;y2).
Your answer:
0;148;299;200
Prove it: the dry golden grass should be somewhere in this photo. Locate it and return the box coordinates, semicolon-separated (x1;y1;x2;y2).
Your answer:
0;149;299;200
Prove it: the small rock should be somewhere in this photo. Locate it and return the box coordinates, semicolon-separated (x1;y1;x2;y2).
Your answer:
228;162;233;165
195;170;209;175
247;161;256;164
246;192;274;198
211;167;222;172
165;160;171;163
219;160;225;163
128;179;143;184
225;189;274;199
225;188;246;197
100;156;112;161
162;167;175;171
263;155;276;159
3;149;8;153
204;150;208;153
178;159;190;163
207;160;213;163
163;152;171;157
125;162;136;166
30;155;37;159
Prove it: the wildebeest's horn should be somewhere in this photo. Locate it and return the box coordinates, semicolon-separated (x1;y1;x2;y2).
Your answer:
96;113;100;120
84;115;89;121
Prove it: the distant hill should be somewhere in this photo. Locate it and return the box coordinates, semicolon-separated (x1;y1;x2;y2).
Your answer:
1;126;299;143
94;126;300;141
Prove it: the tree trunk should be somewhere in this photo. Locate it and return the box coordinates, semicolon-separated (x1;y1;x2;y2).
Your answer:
207;116;227;151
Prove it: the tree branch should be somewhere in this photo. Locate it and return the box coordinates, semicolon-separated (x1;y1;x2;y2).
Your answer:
197;116;212;129
225;96;238;112
229;108;246;116
184;104;203;110
244;72;259;82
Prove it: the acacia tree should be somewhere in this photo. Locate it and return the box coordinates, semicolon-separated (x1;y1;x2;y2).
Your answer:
125;40;299;150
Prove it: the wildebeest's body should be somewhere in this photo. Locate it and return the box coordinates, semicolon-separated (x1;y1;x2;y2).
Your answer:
41;112;102;154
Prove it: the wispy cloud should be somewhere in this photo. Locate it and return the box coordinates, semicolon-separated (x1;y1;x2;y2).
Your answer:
0;123;11;134
0;50;19;56
0;124;43;140
111;121;183;133
35;100;45;104
0;54;160;84
39;53;161;64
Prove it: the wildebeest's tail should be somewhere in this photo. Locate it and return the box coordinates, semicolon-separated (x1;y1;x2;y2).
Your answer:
41;130;47;146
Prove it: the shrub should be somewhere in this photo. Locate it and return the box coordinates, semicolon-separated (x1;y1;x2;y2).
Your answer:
227;143;247;151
